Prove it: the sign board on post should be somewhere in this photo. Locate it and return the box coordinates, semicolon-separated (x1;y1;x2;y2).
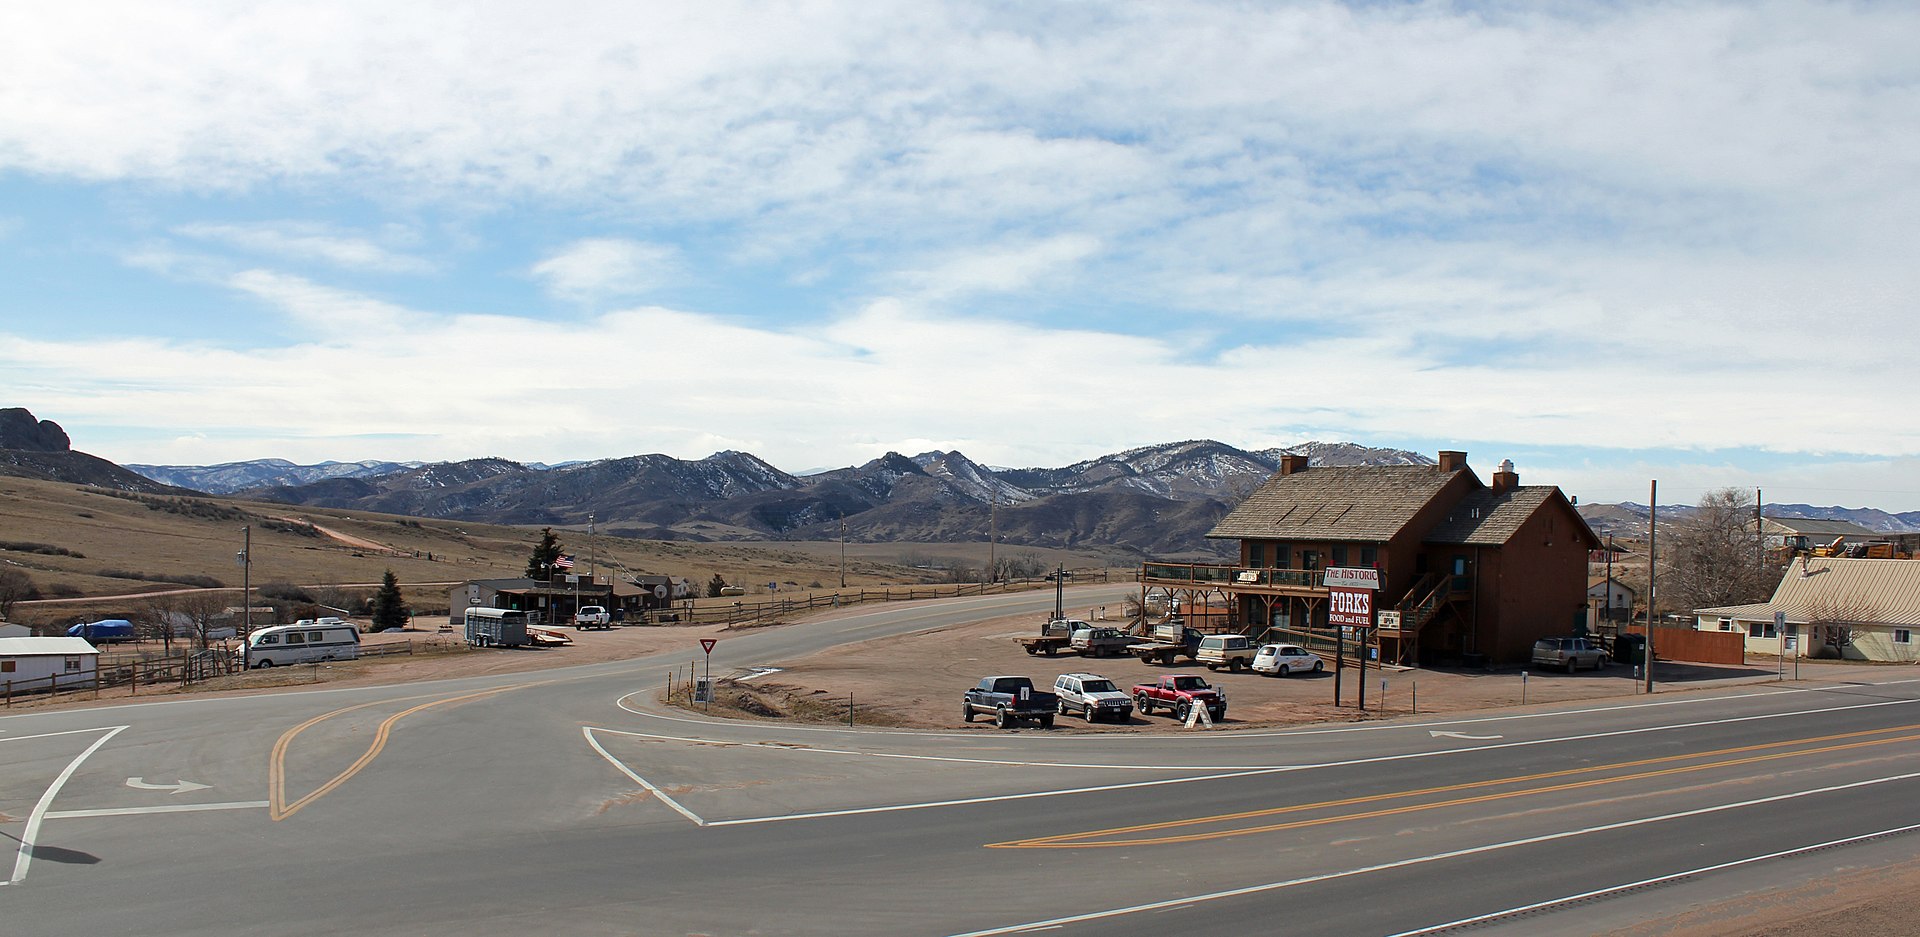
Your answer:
693;677;714;703
1323;567;1381;590
1377;610;1402;631
1328;586;1373;628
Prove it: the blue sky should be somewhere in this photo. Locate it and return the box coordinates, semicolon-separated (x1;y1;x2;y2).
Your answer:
4;1;1919;510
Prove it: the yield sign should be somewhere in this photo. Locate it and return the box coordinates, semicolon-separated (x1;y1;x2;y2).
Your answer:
699;639;717;655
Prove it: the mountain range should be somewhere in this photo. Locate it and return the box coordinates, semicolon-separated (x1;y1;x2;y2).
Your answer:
10;405;1913;556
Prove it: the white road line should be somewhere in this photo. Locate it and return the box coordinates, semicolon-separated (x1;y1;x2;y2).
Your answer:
580;727;707;826
5;725;126;887
942;770;1920;937
613;678;1920;743
0;727;133;744
603;694;1920;774
587;693;1920;828
1383;820;1920;937
44;801;269;819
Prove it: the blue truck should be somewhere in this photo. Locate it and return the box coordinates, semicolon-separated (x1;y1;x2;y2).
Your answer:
962;676;1059;729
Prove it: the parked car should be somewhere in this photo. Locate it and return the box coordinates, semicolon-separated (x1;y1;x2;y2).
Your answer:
1251;643;1323;676
1131;674;1226;723
1532;636;1608;672
1052;673;1134;723
1196;634;1257;672
962;676;1059;728
1069;627;1135;658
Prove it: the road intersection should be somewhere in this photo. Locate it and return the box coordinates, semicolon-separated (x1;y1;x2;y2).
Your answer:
5;586;1920;935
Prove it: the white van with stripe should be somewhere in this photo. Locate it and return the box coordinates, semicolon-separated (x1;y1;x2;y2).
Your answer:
242;620;361;668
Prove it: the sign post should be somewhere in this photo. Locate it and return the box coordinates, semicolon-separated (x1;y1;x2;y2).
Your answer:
698;639;717;710
1325;568;1379;709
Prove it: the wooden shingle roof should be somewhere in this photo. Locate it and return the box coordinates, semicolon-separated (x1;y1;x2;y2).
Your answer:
1206;465;1460;542
1426;486;1564;546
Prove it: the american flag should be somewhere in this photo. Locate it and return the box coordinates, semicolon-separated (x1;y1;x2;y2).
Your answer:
554;554;576;570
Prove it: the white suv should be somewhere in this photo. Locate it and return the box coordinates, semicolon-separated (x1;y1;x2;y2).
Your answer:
1052;673;1134;723
1251;643;1323;677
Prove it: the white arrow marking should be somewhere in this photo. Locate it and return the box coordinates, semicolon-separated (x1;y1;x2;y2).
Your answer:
1429;731;1503;740
125;777;212;795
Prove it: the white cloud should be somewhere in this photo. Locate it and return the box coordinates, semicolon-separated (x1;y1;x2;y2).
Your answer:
173;221;430;273
531;238;680;302
3;3;1919;507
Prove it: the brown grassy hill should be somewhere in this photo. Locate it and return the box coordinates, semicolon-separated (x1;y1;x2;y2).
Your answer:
0;475;1122;629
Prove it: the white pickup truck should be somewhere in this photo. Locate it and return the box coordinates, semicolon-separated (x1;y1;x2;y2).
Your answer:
574;606;612;630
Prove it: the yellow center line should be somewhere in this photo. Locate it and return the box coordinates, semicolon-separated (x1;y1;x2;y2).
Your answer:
269;680;551;821
992;723;1920;849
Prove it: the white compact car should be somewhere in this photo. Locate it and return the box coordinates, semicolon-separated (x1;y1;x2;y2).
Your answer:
1251;643;1323;676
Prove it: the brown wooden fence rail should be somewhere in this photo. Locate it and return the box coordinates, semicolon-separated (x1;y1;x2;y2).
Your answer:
4;648;246;707
647;570;1114;628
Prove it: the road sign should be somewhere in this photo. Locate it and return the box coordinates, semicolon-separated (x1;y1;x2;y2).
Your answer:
1329;585;1372;627
699;638;717;654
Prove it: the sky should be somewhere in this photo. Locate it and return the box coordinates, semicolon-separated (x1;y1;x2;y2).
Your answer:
3;1;1919;511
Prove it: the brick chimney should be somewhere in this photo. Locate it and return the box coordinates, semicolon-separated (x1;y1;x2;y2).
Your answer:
1278;453;1309;475
1491;458;1518;493
1437;450;1467;473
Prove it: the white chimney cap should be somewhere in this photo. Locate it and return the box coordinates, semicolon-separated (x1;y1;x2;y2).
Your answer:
1498;459;1515;473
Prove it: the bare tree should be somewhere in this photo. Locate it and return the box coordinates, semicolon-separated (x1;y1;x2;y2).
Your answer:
136;595;177;653
170;590;231;650
1663;488;1782;612
0;568;32;620
1804;592;1880;660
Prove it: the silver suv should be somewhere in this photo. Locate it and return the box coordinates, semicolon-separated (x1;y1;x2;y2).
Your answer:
1532;637;1607;672
1053;673;1134;723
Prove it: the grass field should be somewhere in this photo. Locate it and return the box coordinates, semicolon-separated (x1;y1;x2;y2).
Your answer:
0;475;1129;628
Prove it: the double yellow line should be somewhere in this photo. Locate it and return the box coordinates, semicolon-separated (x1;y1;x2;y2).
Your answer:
269;681;547;821
992;722;1920;849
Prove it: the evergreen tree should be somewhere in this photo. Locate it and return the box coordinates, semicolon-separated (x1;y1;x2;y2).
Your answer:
371;570;408;631
525;527;563;578
707;572;728;598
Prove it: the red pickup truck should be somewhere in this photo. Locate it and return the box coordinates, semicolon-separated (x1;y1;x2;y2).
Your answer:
1131;674;1226;723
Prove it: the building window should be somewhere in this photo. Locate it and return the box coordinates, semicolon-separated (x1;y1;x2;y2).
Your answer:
1749;622;1777;639
1247;543;1266;568
1719;618;1733;631
1274;545;1291;569
1;659;14;673
1332;546;1348;567
1897;630;1913;645
1360;546;1377;567
1301;551;1321;571
64;656;82;672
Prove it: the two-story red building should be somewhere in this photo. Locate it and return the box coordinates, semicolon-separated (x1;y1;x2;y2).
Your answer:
1141;451;1597;665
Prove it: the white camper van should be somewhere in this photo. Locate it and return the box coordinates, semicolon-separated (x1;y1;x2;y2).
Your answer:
242;620;360;668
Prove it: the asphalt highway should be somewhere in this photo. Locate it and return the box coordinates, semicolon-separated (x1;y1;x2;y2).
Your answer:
5;585;1920;936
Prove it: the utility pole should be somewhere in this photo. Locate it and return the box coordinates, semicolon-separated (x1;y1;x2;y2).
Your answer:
1603;534;1614;627
1646;480;1657;694
239;525;252;639
839;512;846;589
988;489;997;584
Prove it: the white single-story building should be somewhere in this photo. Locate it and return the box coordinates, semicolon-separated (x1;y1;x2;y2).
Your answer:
1587;576;1635;622
1695;557;1920;662
0;622;32;638
0;636;100;689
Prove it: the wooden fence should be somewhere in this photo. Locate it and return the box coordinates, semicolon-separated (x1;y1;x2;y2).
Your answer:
645;570;1115;628
3;648;247;707
1620;624;1746;666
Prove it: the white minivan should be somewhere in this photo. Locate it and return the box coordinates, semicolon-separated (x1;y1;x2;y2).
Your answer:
242;620;361;668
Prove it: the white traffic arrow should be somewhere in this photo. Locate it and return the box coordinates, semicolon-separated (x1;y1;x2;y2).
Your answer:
1429;730;1503;740
125;777;211;795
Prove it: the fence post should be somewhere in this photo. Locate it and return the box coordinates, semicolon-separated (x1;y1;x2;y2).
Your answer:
131;659;138;696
